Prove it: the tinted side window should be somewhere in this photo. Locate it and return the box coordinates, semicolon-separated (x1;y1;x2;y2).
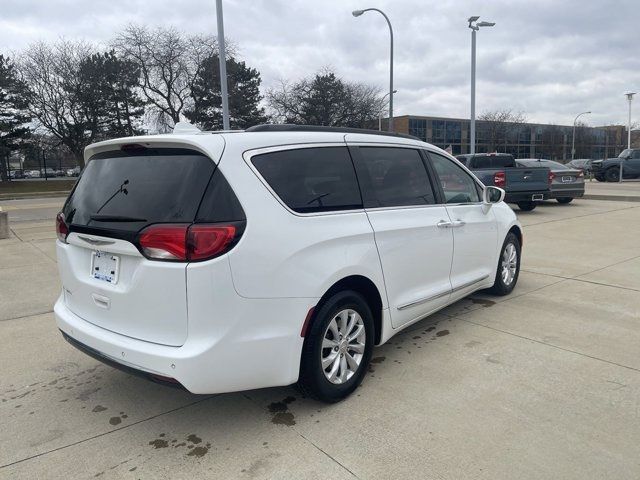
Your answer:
429;152;481;204
251;147;362;213
356;147;435;208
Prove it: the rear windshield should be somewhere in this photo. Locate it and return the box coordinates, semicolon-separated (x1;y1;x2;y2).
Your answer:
63;149;216;233
469;155;515;169
519;160;569;170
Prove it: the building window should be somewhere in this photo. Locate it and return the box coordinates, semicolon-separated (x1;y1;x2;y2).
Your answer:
408;118;427;141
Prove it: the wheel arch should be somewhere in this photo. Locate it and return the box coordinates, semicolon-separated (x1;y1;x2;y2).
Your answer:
508;224;523;247
312;275;384;345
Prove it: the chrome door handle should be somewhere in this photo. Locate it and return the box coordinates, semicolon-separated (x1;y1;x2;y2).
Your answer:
437;220;452;228
451;219;466;228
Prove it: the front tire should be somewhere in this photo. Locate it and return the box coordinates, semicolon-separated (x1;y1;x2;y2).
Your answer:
298;291;374;403
487;232;521;296
517;201;536;211
556;197;573;204
605;167;620;182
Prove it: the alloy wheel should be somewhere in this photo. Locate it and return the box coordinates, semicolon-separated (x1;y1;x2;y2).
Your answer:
501;243;518;286
320;309;366;384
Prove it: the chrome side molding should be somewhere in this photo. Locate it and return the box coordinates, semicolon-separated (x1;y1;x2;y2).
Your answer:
397;274;490;311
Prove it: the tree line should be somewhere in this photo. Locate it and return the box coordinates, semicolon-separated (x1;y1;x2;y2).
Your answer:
0;25;385;178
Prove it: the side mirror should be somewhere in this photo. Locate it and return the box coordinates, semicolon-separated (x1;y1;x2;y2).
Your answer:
483;186;505;204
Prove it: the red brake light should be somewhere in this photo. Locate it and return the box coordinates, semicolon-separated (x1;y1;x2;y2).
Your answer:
494;171;506;188
138;225;188;260
138;224;238;261
56;212;69;243
187;225;236;261
548;171;555;184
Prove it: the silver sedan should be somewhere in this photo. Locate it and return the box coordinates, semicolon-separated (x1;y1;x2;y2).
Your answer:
516;159;585;204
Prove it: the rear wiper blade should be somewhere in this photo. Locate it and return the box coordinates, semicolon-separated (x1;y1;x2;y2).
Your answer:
89;214;147;222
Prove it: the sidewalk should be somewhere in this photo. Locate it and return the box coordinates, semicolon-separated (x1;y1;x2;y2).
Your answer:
583;179;640;202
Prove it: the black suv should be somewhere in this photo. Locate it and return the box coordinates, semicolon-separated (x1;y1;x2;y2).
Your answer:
591;149;640;182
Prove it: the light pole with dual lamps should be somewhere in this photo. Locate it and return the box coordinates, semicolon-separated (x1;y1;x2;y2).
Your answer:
353;8;394;132
626;92;636;149
468;16;495;154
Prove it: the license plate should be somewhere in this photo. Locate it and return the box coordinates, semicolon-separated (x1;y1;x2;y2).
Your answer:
531;194;544;201
91;251;120;284
561;176;573;183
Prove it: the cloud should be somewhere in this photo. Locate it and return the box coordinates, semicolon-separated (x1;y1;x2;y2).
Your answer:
1;0;638;126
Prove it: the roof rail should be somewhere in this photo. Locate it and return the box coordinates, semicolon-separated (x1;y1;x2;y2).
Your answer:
245;124;422;141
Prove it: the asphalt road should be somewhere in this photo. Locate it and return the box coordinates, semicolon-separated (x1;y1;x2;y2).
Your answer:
1;198;639;479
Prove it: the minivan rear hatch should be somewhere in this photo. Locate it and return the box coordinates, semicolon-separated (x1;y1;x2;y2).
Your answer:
57;143;224;346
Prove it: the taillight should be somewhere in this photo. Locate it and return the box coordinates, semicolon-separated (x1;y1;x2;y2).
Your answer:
138;224;188;260
548;171;555;184
494;171;506;188
138;223;238;261
56;212;69;243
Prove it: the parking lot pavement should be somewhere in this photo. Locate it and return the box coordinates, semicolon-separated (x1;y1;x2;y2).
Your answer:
1;199;639;479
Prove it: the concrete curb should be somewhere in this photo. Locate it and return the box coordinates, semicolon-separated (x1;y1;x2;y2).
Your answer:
0;207;9;239
583;194;640;203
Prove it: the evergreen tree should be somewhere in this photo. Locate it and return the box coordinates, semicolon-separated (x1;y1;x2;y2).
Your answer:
0;55;31;180
185;55;267;130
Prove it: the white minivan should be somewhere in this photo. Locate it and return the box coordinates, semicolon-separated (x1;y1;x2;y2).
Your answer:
54;124;522;402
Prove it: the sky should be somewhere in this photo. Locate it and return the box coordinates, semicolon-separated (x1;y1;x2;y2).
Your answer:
1;0;638;127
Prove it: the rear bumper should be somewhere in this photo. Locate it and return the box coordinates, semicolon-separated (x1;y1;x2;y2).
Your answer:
54;294;314;394
504;191;550;203
550;187;585;199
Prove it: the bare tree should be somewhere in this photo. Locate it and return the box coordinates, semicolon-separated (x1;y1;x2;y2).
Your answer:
478;109;528;151
113;25;230;131
266;69;383;128
538;124;566;160
19;40;97;167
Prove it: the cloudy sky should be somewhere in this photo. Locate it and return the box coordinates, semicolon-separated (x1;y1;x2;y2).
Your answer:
2;0;638;127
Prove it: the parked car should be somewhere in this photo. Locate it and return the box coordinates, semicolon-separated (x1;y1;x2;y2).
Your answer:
54;124;522;403
9;170;26;179
516;159;584;203
568;158;592;175
27;170;41;178
456;153;551;211
591;149;640;182
66;166;81;177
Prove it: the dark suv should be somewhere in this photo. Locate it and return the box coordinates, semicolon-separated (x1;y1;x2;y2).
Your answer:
592;149;640;182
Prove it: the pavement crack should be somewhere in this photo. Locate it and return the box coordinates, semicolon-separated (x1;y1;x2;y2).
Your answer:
522;204;640;227
1;309;54;322
459;318;640;374
241;393;361;479
0;395;218;470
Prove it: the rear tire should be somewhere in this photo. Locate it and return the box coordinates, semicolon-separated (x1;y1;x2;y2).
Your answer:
605;167;620;182
517;201;536;211
298;291;374;403
556;197;573;204
487;232;521;296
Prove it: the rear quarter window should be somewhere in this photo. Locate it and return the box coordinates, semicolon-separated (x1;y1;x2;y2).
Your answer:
250;147;362;213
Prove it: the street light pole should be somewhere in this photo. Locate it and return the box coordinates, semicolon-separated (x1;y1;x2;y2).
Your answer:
378;89;397;131
571;111;591;160
626;92;636;149
353;8;394;132
216;0;230;130
468;17;495;155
